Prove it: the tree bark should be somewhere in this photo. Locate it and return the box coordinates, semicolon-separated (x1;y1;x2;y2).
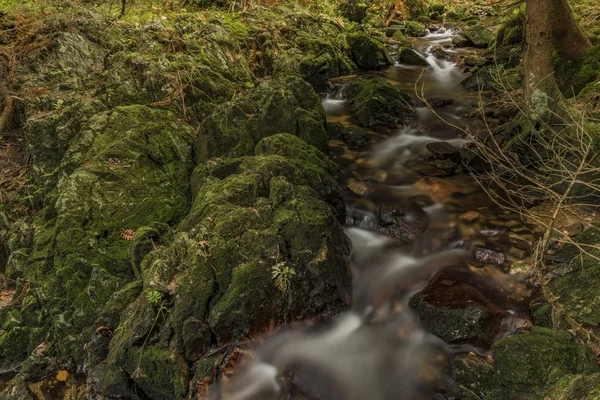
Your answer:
551;0;592;61
523;0;557;114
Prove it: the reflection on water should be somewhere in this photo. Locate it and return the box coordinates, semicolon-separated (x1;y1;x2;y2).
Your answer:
215;25;535;400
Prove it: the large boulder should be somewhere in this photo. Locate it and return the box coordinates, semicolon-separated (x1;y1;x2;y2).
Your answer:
344;77;415;128
543;373;600;399
94;133;352;398
0;104;195;373
347;33;393;71
195;76;329;163
463;24;494;48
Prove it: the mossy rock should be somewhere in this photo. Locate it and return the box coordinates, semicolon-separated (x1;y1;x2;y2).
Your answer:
554;44;600;97
397;47;428;66
195;76;328;163
403;20;427;37
492;327;600;399
344;77;415;128
347;33;393;71
451;354;503;400
543;373;600;399
339;0;368;22
0;105;195;372
463;24;494;48
549;226;600;326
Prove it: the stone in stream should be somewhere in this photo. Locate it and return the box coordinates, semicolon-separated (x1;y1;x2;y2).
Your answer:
397;47;429;66
473;247;507;266
426;141;462;162
452;35;471;48
431;45;451;60
344;77;415;128
341;126;370;149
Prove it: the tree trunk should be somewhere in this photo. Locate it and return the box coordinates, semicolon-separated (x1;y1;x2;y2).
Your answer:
551;0;592;61
523;0;557;117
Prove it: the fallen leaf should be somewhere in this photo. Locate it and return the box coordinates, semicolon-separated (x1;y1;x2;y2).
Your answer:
56;370;68;382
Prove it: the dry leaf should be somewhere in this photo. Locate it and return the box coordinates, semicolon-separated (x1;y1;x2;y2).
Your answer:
56;370;68;382
121;229;136;240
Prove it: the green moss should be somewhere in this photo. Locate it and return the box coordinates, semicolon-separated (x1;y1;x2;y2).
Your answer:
403;20;427;37
124;347;188;400
463;24;494;48
451;355;503;400
544;373;600;399
554;44;600;96
344;77;415;128
492;327;600;399
346;33;393;70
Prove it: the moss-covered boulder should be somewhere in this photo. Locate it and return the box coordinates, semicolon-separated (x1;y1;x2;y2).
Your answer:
404;20;427;37
554;44;600;97
347;33;393;71
451;354;503;400
548;225;600;326
0;105;195;372
195;77;328;163
544;373;600;399
344;77;415;128
339;0;367;22
463;24;494;48
397;47;429;66
90;133;351;398
492;327;600;399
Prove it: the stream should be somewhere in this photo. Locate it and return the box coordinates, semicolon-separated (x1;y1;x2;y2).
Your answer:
215;27;536;400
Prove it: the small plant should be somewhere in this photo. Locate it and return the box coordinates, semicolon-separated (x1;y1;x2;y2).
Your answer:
271;262;296;293
146;289;162;306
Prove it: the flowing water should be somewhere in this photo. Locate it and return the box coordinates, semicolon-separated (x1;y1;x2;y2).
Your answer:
215;28;536;400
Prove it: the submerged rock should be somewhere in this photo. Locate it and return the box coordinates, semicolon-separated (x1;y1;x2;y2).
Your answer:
344;78;415;128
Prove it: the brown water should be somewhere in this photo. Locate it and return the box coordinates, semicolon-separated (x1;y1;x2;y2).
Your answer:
216;28;538;400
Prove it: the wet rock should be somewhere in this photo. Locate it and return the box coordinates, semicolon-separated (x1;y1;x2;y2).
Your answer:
341;126;370;149
473;247;507;266
431;46;450;60
326;122;346;139
426;141;461;162
452;35;470;48
492;327;600;400
347;33;393;71
428;98;454;108
543;373;600;399
451;354;502;400
397;47;429;66
376;207;424;245
344;77;415;128
460;211;481;223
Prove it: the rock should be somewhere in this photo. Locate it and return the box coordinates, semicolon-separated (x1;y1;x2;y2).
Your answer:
428;98;454;108
385;24;404;38
347;33;393;71
344;77;415;128
473;247;507;265
464;55;488;68
1;105;195;373
403;20;427;37
397;47;429;66
463;24;494;48
548;226;600;326
339;0;367;22
451;354;502;400
492;327;600;399
543;373;600;399
452;35;470;48
196;76;329;163
426;141;461;162
341;126;370;149
431;46;450;60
